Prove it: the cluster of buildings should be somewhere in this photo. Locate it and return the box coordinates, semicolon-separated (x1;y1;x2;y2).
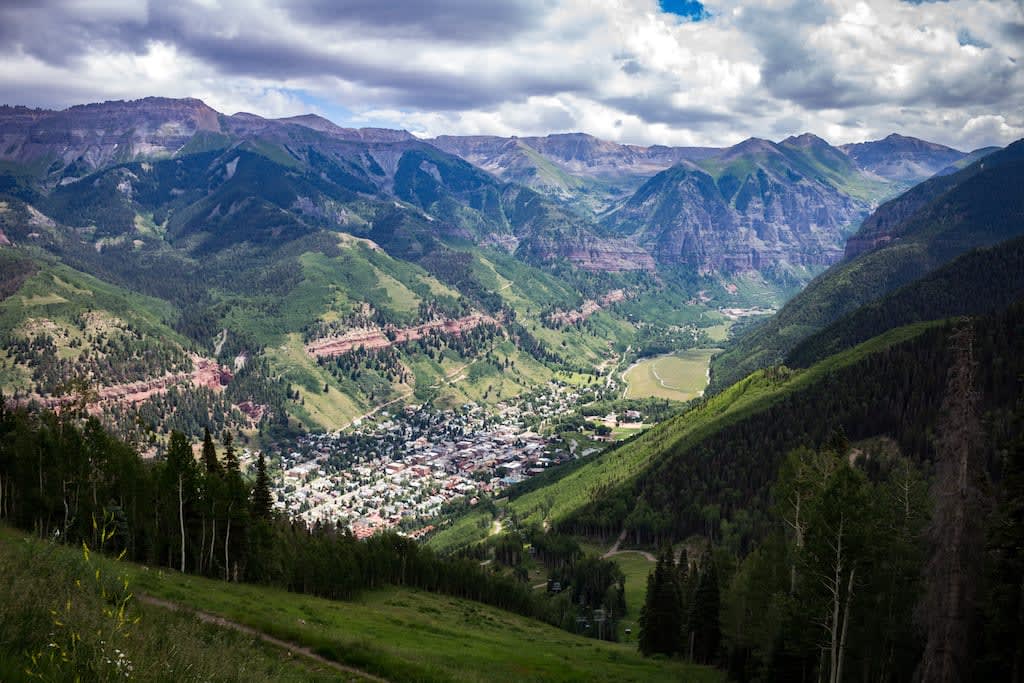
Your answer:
269;381;602;539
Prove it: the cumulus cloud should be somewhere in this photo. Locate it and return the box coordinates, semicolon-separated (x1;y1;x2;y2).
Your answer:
0;0;1020;149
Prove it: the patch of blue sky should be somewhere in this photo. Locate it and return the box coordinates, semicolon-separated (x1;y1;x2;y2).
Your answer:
659;0;709;21
290;91;358;126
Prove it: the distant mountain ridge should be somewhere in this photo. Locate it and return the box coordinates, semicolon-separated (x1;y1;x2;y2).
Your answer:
0;96;986;277
840;133;966;184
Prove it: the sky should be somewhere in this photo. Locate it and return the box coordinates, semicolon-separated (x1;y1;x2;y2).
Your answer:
0;0;1021;150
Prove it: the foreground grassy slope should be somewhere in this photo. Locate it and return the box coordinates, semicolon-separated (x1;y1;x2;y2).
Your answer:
0;529;355;682
0;528;721;683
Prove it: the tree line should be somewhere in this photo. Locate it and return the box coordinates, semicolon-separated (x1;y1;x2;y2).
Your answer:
0;404;569;626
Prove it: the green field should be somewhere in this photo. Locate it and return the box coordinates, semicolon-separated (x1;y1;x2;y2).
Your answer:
610;551;655;644
622;348;718;401
0;528;722;683
703;323;732;343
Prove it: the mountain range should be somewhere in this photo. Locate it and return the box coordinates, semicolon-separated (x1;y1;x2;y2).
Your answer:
0;97;980;274
0;96;1000;439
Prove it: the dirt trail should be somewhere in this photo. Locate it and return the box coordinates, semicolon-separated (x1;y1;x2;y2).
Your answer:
137;593;389;683
602;530;656;562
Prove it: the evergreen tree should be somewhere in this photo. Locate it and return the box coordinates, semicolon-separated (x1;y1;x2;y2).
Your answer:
163;431;197;573
689;552;721;664
201;426;220;475
251;452;273;521
223;431;239;477
919;327;990;683
980;402;1024;682
639;544;683;656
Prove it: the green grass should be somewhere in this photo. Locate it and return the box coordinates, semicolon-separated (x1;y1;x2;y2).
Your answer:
622;349;717;401
610;551;655;644
267;333;365;430
0;529;352;682
19;292;69;306
703;323;731;343
426;510;495;554
126;567;721;683
0;254;192;394
0;526;723;683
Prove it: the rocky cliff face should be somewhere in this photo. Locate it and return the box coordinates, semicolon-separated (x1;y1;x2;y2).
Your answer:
605;138;865;272
0;99;419;186
0;97;222;175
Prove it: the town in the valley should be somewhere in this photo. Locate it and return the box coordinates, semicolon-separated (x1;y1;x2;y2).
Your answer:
268;379;633;540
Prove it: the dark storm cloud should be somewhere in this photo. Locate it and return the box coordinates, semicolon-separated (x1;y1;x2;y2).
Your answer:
0;0;1020;148
285;0;547;42
732;1;868;111
0;1;149;66
1003;21;1024;41
145;24;589;111
0;0;589;113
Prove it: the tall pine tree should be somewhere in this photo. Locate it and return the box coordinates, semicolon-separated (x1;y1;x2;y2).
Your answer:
639;544;683;656
201;426;220;475
688;552;721;664
251;452;273;521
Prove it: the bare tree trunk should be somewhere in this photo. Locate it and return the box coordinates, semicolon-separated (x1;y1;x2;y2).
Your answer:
919;326;988;683
209;516;217;575
224;504;231;582
199;514;206;574
789;489;803;594
836;567;855;683
825;516;845;683
178;473;185;573
62;480;70;537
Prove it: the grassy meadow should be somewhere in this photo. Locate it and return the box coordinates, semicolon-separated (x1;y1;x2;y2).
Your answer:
0;528;723;683
622;348;718;401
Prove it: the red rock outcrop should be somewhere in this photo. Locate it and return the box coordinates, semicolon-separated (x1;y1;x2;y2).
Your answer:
305;313;499;358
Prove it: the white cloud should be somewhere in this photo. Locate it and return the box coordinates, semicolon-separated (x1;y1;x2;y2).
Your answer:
0;0;1019;149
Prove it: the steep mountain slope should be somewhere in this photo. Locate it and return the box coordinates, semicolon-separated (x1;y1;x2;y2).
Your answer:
3;97;1002;442
3;98;973;282
603;136;871;273
787;235;1024;367
710;138;1024;392
431;304;1022;552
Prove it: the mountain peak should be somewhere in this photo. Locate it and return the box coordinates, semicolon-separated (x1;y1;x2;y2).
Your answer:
723;137;777;158
781;132;830;148
840;133;967;183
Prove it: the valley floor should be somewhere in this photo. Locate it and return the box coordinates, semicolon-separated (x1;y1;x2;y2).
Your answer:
621;348;720;401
